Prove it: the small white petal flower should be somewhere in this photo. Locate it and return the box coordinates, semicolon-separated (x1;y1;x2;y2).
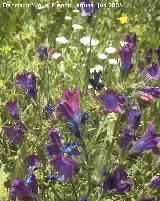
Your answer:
56;36;68;44
90;65;103;73
65;16;72;20
108;59;118;65
80;36;99;46
98;53;107;60
105;47;116;54
52;52;61;59
72;24;83;31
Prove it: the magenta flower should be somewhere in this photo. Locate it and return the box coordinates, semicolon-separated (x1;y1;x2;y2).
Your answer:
102;166;133;193
5;98;19;119
16;70;37;98
142;63;160;80
151;176;160;186
131;122;160;155
58;88;80;121
78;0;99;16
126;109;141;130
25;154;40;171
50;155;77;181
123;33;137;48
118;43;134;79
121;125;135;152
97;89;125;113
9;178;30;200
2;125;22;144
142;86;160;97
24;173;38;194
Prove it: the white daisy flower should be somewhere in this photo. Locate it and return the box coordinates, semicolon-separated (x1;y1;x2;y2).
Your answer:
90;65;103;73
72;24;83;31
52;52;61;59
108;59;118;65
80;36;99;46
105;47;116;54
56;36;68;44
65;16;72;20
98;53;107;60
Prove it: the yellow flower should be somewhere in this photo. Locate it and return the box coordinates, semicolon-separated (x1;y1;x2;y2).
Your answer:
117;15;128;24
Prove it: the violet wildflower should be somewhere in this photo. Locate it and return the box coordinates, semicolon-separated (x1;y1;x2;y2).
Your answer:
142;86;160;97
9;178;30;200
5;98;19;119
102;166;133;193
142;63;160;80
131;122;160;155
156;47;160;63
2;125;22;144
43;103;54;118
16;70;37;98
78;0;99;17
50;155;77;181
121;125;135;152
81;112;89;125
48;128;62;148
126;109;141;130
78;197;87;201
47;173;58;181
124;33;137;48
89;70;104;90
60;142;80;156
24;172;38;194
25;154;40;171
97;89;125;114
16;121;26;130
140;197;156;201
37;45;48;57
45;142;61;156
150;176;160;186
118;43;134;80
145;48;153;63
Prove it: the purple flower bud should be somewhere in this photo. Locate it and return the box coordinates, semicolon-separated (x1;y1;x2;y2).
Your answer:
151;176;160;186
45;142;61;156
24;172;38;194
48;128;62;148
2;125;22;144
48;173;58;181
78;197;88;201
118;43;134;80
50;155;77;181
60;142;80;156
97;89;125;114
5;98;19;119
124;33;137;48
43;103;54;118
142;63;160;80
37;45;48;57
156;47;160;63
89;70;104;90
140;197;156;201
16;70;37;98
25;154;40;171
81;112;89;124
78;0;99;16
126;109;141;130
142;86;160;97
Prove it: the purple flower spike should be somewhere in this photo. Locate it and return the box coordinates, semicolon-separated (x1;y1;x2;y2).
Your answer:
9;178;30;200
124;33;137;48
142;63;160;80
44;103;54;118
121;125;135;152
78;0;99;16
16;70;37;98
102;166;133;193
140;197;156;201
60;142;80;156
131;122;160;155
25;154;40;171
50;155;77;181
142;86;160;97
45;142;61;156
24;173;38;194
89;70;104;90
2;126;22;144
48;128;62;148
126;109;141;130
97;89;125;114
146;48;153;63
156;47;160;63
151;176;160;186
37;45;48;57
118;43;134;79
58;88;80;121
5;98;19;119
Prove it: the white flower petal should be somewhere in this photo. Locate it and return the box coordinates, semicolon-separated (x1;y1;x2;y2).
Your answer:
108;59;118;65
80;36;99;46
98;53;107;60
56;36;68;44
52;52;61;59
65;16;72;20
90;65;103;73
72;24;83;31
105;47;116;54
